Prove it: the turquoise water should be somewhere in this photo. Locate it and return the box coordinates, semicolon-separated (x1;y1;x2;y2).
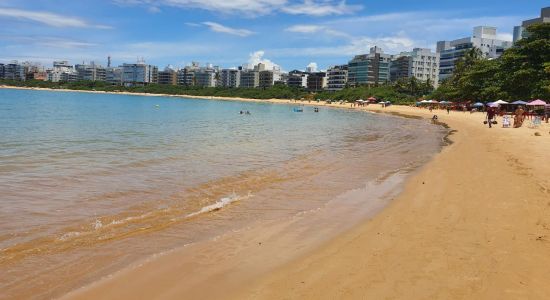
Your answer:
0;88;446;299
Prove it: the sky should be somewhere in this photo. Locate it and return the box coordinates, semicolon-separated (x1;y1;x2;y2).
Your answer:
0;0;547;71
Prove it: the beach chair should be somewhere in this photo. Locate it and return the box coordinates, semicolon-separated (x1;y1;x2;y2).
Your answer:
529;116;542;128
502;115;511;128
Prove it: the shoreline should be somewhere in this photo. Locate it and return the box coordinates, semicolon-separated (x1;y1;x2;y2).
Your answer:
4;86;550;299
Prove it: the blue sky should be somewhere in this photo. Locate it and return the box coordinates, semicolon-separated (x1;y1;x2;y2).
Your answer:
0;0;547;71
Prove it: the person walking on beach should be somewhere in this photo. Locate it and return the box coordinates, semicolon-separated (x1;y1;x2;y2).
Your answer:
446;107;450;114
486;107;496;128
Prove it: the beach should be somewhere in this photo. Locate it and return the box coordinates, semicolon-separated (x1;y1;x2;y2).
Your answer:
1;86;549;299
48;90;550;299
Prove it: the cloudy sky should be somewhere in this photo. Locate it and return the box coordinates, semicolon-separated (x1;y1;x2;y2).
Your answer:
0;0;547;71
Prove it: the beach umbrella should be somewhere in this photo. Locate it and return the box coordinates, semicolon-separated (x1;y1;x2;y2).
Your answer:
472;102;484;107
511;100;528;105
527;99;547;106
368;96;377;101
493;100;509;104
489;103;499;108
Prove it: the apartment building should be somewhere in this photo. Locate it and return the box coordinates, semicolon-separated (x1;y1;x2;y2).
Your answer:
348;46;391;86
391;48;439;87
326;65;348;91
437;26;512;82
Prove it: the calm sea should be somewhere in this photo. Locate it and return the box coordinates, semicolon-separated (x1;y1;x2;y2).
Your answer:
0;88;446;299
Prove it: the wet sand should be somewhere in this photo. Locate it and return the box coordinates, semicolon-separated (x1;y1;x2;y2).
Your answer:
59;97;550;299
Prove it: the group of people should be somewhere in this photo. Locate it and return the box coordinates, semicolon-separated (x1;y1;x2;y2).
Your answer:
486;106;526;128
240;110;251;115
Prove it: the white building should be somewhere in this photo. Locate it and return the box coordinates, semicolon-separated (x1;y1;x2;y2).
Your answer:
437;26;512;82
326;65;348;91
391;48;440;87
47;61;76;82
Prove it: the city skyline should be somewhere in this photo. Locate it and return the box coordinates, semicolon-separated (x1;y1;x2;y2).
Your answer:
0;0;548;71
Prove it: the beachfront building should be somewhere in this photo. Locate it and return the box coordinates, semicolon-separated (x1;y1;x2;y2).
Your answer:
437;26;512;82
286;70;308;88
390;48;440;88
347;46;391;86
513;7;549;43
307;72;327;91
194;68;217;87
219;68;241;88
239;70;259;88
75;62;106;81
259;70;275;88
47;61;77;82
177;68;194;86
157;67;178;85
326;65;348;91
1;61;26;81
0;64;4;79
105;67;122;85
122;62;158;86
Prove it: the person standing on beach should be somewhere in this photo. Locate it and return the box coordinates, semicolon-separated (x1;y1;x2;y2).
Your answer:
486;107;496;128
514;106;525;128
446;107;450;114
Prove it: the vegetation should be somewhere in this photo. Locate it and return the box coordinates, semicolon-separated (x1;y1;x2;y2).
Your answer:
430;23;550;101
0;77;432;105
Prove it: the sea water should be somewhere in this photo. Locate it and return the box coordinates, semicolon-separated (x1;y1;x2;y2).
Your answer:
0;89;446;299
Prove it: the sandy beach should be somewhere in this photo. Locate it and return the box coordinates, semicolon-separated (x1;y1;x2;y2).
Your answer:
3;86;550;299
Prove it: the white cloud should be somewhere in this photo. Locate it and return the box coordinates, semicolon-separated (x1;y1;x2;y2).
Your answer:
202;22;255;37
281;0;361;16
114;0;359;16
285;24;349;38
306;62;317;71
246;50;281;70
0;7;111;29
496;33;513;41
270;32;419;58
285;25;325;33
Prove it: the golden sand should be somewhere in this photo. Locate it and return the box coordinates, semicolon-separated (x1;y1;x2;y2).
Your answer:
3;86;550;299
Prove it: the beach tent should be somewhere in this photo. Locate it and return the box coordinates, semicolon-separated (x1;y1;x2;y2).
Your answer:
488;103;500;108
472;102;485;107
367;97;377;101
493;100;509;105
511;100;528;105
527;99;547;106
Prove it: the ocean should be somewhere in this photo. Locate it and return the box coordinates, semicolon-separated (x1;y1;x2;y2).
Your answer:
0;88;446;299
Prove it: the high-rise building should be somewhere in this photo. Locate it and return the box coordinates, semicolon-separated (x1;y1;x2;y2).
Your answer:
259;70;275;88
121;62;158;86
391;48;440;87
307;72;327;91
47;61;76;82
1;61;26;81
437;26;512;82
513;7;549;43
194;68;217;87
239;70;259;88
0;63;4;79
75;62;106;81
347;46;391;86
105;67;122;85
326;65;348;91
219;69;241;88
286;70;308;88
158;67;177;85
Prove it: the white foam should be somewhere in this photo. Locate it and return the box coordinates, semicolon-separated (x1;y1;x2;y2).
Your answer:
185;192;250;218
